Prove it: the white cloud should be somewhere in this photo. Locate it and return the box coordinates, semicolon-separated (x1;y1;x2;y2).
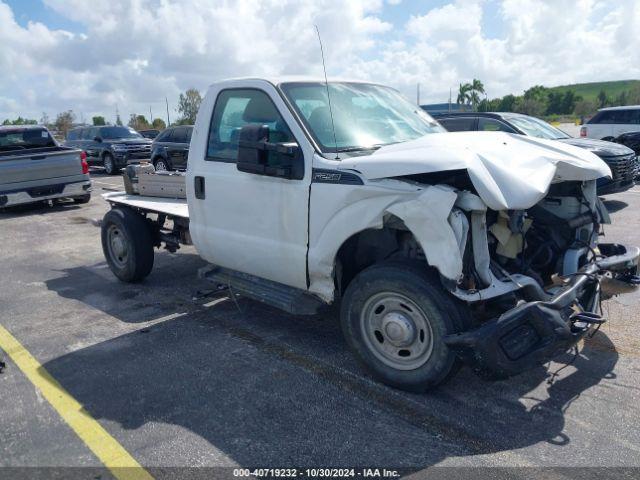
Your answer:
0;0;639;122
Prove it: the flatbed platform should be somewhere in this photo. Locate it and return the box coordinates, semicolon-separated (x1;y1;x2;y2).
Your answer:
102;191;189;218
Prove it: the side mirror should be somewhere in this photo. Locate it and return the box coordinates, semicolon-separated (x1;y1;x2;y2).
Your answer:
236;124;303;180
94;136;103;143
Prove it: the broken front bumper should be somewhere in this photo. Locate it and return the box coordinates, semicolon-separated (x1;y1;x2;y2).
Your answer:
444;243;640;379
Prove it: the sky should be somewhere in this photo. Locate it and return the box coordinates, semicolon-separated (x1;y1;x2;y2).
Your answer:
1;0;639;124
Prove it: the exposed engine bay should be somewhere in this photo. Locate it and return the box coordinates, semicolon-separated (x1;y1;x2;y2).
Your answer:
435;178;639;378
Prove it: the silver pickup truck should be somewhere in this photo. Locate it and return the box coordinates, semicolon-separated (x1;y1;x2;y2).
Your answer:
0;125;91;208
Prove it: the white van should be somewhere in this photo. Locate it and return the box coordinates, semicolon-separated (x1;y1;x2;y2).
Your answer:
581;105;640;139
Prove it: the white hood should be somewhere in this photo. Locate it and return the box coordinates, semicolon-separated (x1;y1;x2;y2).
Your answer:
339;132;611;210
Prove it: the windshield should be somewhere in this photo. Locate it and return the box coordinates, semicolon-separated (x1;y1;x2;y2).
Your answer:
506;115;570;140
0;127;56;152
101;127;143;139
280;82;444;153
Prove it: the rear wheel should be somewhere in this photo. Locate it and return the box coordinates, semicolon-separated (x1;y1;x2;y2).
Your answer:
340;260;469;392
153;157;169;171
103;153;117;175
101;207;154;282
73;194;91;204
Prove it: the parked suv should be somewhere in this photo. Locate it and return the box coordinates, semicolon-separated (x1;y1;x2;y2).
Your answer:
580;106;640;140
65;125;152;174
434;112;637;195
150;125;192;171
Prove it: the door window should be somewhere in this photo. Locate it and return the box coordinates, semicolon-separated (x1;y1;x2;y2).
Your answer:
438;117;477;132
81;128;96;140
207;89;294;162
478;118;516;133
155;129;171;142
172;127;188;144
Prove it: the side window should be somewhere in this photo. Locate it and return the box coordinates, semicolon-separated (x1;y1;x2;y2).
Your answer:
67;129;78;141
439;117;476;132
155;130;169;142
478;118;516;133
81;128;95;140
173;127;188;143
611;109;634;124
207;89;294;162
185;127;193;143
629;110;640;125
591;111;614;124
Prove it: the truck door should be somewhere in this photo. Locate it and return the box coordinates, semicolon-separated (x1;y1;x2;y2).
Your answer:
188;84;312;290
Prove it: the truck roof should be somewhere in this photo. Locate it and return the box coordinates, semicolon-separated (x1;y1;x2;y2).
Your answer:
210;76;382;88
0;124;47;131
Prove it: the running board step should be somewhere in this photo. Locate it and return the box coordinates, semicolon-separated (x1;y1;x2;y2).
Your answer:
198;265;325;315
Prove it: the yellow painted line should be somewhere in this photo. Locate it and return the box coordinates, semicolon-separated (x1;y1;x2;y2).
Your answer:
0;324;153;480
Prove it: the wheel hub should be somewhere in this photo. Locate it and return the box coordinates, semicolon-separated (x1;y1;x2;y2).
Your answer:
381;312;416;346
359;291;435;371
107;225;128;267
111;234;126;257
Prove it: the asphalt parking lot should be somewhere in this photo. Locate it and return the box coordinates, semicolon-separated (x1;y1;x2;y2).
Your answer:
1;169;640;476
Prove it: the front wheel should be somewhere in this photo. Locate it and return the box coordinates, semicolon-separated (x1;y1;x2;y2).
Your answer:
101;207;155;282
103;153;118;175
340;261;469;392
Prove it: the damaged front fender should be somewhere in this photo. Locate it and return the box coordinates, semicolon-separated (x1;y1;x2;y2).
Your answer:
307;183;466;302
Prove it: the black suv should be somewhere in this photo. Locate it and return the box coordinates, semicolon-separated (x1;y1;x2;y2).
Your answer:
150;125;192;171
65;125;152;174
433;112;637;195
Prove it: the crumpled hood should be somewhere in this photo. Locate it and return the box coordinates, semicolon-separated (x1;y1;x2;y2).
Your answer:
339;131;611;210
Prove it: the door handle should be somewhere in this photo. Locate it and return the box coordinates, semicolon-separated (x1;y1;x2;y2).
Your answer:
194;176;205;199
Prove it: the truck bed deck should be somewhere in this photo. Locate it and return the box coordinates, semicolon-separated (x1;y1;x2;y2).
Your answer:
102;191;189;218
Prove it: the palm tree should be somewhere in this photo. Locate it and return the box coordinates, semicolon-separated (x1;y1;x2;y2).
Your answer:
457;83;471;106
469;78;485;111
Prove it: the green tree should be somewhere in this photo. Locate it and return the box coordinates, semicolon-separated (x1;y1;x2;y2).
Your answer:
597;89;609;108
177;88;202;124
456;83;471;107
614;91;628;107
54;110;75;138
574;99;596;118
128;114;150;130
469;78;485;110
1;116;37;125
92;116;106;126
498;94;517;112
151;118;166;130
518;85;548;116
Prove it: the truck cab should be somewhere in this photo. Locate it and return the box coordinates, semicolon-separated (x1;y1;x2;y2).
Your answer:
101;77;640;392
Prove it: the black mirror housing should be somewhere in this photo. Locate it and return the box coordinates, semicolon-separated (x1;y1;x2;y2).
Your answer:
236;124;303;180
94;136;102;142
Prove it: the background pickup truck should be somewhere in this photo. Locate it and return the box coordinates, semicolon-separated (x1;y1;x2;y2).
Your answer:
0;125;91;209
100;77;639;392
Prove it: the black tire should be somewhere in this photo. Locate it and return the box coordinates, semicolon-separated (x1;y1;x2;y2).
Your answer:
103;153;118;175
101;207;154;282
152;156;171;172
73;194;91;204
340;260;470;392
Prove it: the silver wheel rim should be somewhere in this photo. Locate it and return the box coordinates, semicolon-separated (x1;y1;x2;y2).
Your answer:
104;155;113;173
360;292;434;371
107;224;128;268
154;160;167;171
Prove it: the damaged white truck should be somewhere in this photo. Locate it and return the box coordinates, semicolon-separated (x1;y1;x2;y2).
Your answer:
101;78;640;392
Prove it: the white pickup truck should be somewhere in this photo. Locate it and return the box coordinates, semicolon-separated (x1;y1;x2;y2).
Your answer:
101;77;639;391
